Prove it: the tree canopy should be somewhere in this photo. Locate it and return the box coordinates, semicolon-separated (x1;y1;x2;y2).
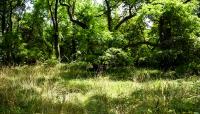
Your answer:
1;0;200;71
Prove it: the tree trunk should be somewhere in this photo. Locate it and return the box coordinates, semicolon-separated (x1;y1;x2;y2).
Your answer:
158;14;172;49
1;0;6;35
48;0;60;61
54;0;60;61
9;1;13;32
54;33;60;60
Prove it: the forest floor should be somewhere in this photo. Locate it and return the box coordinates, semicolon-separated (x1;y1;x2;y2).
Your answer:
0;63;200;114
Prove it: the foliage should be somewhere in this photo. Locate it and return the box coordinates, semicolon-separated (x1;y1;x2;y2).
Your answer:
0;0;200;70
98;48;133;67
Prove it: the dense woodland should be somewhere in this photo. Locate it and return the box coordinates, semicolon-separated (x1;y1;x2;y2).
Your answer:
0;0;200;113
0;0;200;71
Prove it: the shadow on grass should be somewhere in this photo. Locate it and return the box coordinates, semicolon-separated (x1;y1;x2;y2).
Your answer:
1;82;199;114
85;95;111;114
59;70;94;80
124;85;200;113
73;88;199;114
104;67;195;81
58;63;189;82
84;86;200;114
4;62;196;82
58;62;96;80
0;83;43;113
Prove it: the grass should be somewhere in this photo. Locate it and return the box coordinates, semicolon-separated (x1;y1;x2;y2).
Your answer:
0;63;200;114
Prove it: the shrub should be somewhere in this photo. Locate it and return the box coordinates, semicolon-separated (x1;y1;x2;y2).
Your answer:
176;62;200;76
98;48;133;68
44;57;59;67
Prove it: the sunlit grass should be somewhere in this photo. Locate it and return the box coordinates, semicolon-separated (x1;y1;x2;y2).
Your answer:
0;64;199;113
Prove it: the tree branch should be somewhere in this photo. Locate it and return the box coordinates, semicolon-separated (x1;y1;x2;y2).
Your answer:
53;0;59;35
47;0;56;30
114;5;136;30
59;0;89;29
184;0;191;3
104;0;112;31
115;14;135;30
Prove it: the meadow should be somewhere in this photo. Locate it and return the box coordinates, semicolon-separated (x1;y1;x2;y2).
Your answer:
0;62;199;114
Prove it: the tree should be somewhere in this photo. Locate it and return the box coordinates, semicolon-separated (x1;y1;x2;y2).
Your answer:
47;0;60;61
0;0;26;65
132;0;200;69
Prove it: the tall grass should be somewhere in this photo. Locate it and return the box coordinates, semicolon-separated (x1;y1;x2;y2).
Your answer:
0;63;199;113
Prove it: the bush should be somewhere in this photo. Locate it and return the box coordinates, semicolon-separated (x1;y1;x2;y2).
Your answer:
98;48;133;67
176;62;200;76
44;57;59;67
